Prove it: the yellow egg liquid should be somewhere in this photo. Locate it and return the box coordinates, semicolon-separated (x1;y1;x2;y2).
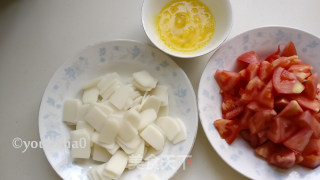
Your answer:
156;0;216;52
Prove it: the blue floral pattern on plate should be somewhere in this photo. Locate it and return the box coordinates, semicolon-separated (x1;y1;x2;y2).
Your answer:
39;40;198;180
198;27;320;180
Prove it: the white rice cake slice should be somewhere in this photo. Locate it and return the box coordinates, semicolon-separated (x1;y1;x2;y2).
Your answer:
124;109;141;129
101;101;119;112
100;79;122;100
63;99;81;125
140;124;165;151
117;135;142;154
143;146;163;161
127;141;144;169
172;118;187;144
132;70;158;91
82;87;99;104
92;144;111;162
94;103;114;115
75;104;90;122
118;120;138;142
102;150;128;179
88;167;101;180
76;121;94;137
137;109;157;131
85;106;108;132
97;72;121;92
82;76;103;90
98;117;121;144
96;164;111;180
140;174;160;180
70;129;91;159
156;116;181;141
140;96;162;114
157;106;168;117
150;85;168;106
105;143;120;155
109;85;133;110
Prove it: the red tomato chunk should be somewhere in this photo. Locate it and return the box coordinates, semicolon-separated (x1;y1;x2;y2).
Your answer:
213;41;320;169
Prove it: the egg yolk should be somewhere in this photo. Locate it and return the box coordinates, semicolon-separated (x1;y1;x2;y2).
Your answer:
156;0;216;52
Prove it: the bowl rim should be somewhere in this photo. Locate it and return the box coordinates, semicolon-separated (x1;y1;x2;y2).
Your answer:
141;0;233;58
198;25;320;179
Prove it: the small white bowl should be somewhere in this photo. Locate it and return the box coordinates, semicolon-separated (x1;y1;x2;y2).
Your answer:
142;0;233;58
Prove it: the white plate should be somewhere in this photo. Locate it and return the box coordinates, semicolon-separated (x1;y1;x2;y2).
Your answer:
198;26;320;180
39;40;198;180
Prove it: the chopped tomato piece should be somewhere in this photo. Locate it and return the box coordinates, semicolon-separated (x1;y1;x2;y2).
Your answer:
255;141;278;159
237;51;260;65
271;56;301;69
268;147;296;169
303;138;320;155
283;128;313;152
214;119;240;145
273;67;305;94
238;63;260;82
246;101;266;112
300;154;320;169
259;61;273;82
214;70;241;92
258;81;274;109
248;109;276;134
304;73;318;99
225;106;244;120
274;97;290;112
221;94;241;114
278;100;303;117
293;95;320;112
267;116;298;143
238;108;254;129
241;77;264;102
240;130;259;148
281;41;297;57
297;111;320;138
295;153;304;164
265;45;281;62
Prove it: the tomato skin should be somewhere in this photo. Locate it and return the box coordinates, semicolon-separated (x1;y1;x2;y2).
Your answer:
297;111;320;138
268;147;296;169
293;95;320;112
248;109;276;134
237;51;260;65
255;141;278;159
259;61;273;82
281;41;297;57
224;106;244;120
273;67;305;94
271;56;301;69
304;73;318;99
215;70;241;92
241;77;264;103
265;45;281;62
278;100;303;117
300;154;320;169
214;119;240;145
284;128;313;152
258;80;274;109
238;108;254;130
274;97;290;112
240;130;259;148
267;116;298;143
